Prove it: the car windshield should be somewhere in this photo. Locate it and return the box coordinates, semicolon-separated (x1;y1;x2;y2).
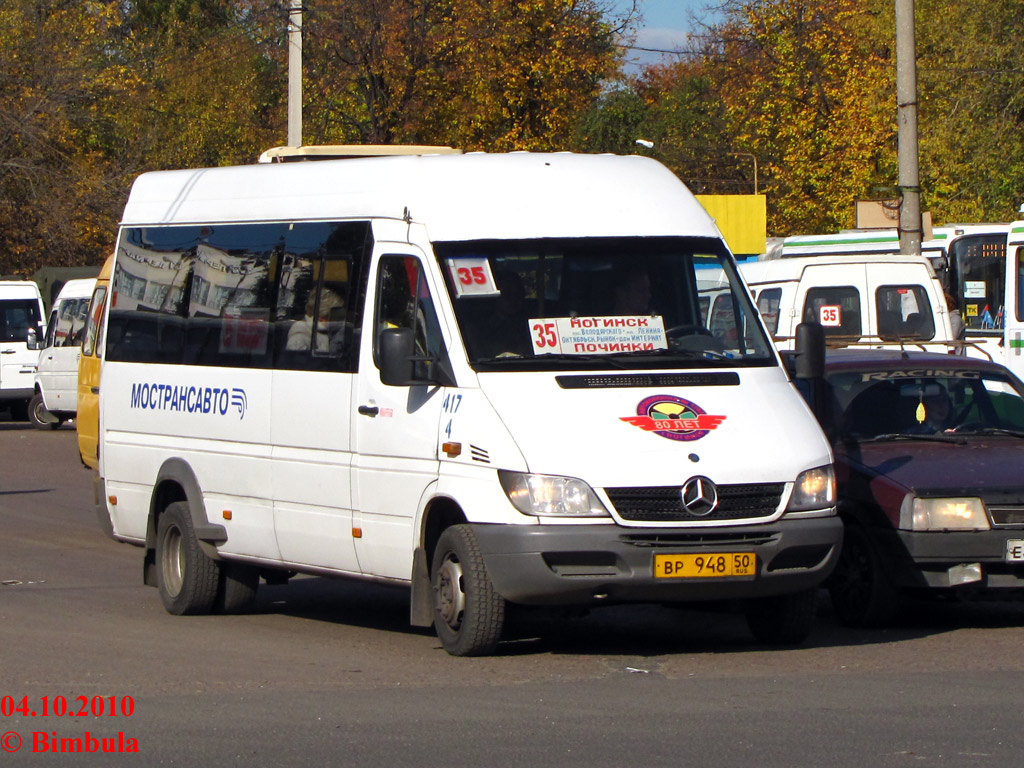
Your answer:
434;236;775;371
827;365;1024;440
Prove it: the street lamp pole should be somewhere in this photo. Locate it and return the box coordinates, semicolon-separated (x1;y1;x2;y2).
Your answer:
287;0;303;147
729;152;759;195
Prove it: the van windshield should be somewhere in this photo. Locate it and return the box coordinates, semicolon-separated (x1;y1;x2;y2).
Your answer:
435;236;775;371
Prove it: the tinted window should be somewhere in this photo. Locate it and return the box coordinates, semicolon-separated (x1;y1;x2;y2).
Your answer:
875;284;935;340
803;287;861;338
829;367;1024;439
108;222;371;371
82;286;108;358
756;287;782;335
0;299;42;343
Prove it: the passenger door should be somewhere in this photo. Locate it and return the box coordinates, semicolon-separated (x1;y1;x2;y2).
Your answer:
352;246;448;580
38;297;89;411
798;264;866;343
78;280;109;468
271;246;364;574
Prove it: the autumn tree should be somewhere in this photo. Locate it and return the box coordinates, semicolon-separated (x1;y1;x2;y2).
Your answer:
697;0;896;234
0;1;125;276
303;0;621;150
915;0;1024;222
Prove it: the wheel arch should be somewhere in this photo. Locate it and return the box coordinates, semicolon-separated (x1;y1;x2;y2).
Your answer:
409;495;467;627
143;459;227;586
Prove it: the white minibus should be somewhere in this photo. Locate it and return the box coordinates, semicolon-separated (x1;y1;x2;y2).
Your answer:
0;280;46;421
31;277;97;428
780;224;1011;359
739;253;954;351
96;150;841;655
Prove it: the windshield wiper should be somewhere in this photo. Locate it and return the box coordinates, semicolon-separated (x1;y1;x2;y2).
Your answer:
950;426;1024;439
855;432;967;445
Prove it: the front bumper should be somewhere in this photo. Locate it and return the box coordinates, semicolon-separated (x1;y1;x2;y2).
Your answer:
885;528;1024;589
472;516;842;606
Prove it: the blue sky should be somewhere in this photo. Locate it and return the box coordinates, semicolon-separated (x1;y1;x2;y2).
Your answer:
609;0;722;70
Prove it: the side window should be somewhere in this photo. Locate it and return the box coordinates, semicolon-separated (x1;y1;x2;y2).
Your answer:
82;286;108;358
108;221;371;370
275;222;369;373
374;256;444;365
43;309;58;348
756;287;782;335
803;286;861;338
59;298;89;347
876;284;935;340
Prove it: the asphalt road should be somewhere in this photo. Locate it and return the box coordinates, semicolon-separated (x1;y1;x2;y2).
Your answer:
2;417;1024;766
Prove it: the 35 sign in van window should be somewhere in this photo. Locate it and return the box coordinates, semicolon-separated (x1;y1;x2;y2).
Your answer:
446;258;500;297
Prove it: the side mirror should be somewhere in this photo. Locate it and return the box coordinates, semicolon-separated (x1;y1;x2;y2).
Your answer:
26;327;40;351
379;327;417;386
793;322;825;379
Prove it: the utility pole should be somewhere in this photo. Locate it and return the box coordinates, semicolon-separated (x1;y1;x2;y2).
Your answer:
287;0;302;147
895;0;921;255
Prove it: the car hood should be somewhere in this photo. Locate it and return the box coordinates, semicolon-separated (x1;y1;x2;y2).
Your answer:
836;436;1024;495
476;367;831;488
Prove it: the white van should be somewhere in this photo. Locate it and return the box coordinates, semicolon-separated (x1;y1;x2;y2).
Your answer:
0;280;46;421
739;254;954;351
30;278;97;429
97;150;841;655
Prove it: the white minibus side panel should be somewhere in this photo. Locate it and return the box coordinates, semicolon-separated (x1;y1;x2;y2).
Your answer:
270;368;358;572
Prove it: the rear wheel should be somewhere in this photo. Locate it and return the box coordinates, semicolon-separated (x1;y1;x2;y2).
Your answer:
744;588;818;645
156;502;220;615
828;522;900;627
431;525;505;656
28;392;60;430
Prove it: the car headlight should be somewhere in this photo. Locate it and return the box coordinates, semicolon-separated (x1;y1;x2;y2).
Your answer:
786;465;835;512
498;471;610;517
906;497;990;531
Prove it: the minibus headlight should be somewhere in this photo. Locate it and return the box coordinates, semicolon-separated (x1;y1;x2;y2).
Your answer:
786;465;835;512
906;498;989;531
498;471;610;517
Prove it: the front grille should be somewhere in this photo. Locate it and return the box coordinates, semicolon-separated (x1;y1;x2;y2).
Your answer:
621;531;779;548
605;483;784;522
555;373;740;389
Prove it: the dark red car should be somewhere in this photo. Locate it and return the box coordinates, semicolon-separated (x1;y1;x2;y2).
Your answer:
791;348;1024;626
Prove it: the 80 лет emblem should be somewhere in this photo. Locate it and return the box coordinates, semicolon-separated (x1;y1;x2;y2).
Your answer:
619;395;726;442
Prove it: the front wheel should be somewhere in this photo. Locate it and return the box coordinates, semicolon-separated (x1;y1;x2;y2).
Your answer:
156;502;220;615
431;525;505;656
28;393;60;430
744;588;818;645
827;522;900;628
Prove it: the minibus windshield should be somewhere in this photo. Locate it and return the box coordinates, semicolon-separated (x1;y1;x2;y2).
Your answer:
435;236;775;371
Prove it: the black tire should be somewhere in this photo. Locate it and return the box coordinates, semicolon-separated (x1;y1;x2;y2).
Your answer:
827;522;900;628
431;525;505;656
156;502;220;615
215;562;259;614
28;392;60;430
745;588;818;645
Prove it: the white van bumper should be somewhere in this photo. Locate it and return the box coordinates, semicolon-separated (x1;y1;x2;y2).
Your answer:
472;516;842;605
